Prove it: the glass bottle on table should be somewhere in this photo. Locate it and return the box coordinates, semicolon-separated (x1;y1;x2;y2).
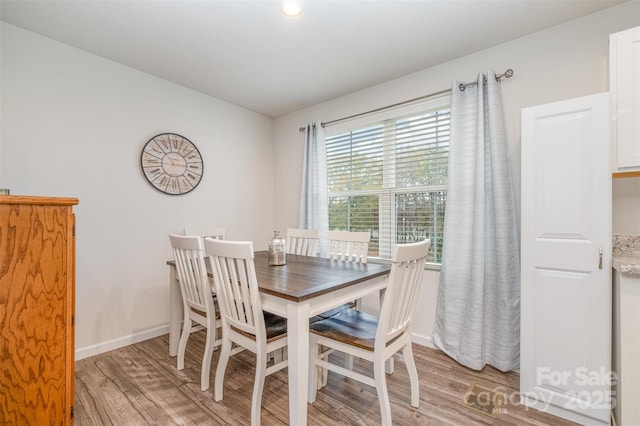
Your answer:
268;230;286;266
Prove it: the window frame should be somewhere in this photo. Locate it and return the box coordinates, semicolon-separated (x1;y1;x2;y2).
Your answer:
324;95;450;266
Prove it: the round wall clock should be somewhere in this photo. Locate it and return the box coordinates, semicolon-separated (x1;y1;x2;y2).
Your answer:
140;133;203;195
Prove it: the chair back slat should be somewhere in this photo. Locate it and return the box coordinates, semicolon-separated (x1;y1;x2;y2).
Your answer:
169;234;213;314
376;240;430;347
286;228;319;256
326;230;370;263
184;227;226;242
206;239;265;338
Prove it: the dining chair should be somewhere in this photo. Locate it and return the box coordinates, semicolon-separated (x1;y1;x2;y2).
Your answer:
319;230;373;374
183;226;226;241
286;228;319;256
308;239;430;425
326;230;370;263
319;230;372;319
183;227;226;301
204;238;288;426
168;234;222;391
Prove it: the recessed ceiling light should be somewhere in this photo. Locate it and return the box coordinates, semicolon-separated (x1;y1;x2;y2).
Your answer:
282;1;302;17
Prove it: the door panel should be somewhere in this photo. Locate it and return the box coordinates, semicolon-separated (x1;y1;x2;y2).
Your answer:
521;93;611;425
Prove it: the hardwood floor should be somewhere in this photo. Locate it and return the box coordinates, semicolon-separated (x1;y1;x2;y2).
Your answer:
74;331;576;425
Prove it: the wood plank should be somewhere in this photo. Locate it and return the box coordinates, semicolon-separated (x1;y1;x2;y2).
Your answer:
75;332;578;425
0;195;79;206
612;170;640;179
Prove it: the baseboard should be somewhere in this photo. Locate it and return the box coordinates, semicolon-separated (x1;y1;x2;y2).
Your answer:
522;394;610;426
75;324;169;361
412;332;437;349
76;326;435;361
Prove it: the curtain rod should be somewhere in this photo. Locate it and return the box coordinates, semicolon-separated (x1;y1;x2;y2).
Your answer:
298;68;514;132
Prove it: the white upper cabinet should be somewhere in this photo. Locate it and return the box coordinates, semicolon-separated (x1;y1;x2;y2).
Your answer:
610;26;640;173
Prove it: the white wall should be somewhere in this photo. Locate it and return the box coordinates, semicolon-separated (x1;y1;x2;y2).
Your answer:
1;23;276;358
613;177;640;235
274;2;640;345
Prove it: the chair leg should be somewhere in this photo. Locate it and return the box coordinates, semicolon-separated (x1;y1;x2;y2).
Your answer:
320;366;328;388
374;355;392;426
308;339;319;403
385;356;395;374
251;350;268;426
344;354;354;371
201;323;216;391
177;316;192;370
214;337;232;402
403;344;420;407
272;347;284;364
320;345;328;388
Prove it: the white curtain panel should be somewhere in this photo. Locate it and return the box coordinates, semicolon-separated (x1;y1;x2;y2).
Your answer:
432;71;520;372
298;122;329;257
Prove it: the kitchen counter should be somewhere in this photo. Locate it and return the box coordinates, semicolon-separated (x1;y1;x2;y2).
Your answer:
613;234;640;275
613;255;640;275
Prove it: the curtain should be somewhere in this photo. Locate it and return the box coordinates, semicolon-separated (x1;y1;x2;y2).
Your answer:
432;70;520;372
298;122;329;257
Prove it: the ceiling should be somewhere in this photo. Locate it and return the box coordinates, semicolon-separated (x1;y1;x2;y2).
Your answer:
0;0;627;117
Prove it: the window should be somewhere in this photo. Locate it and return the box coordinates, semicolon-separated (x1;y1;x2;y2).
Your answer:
325;100;450;263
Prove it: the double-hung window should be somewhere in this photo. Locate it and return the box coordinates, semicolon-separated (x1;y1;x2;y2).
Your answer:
324;97;450;263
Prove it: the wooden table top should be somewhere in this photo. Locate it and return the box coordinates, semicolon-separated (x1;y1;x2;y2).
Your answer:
168;251;390;303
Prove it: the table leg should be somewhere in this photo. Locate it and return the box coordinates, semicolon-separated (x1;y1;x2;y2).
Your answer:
287;301;310;426
169;265;182;357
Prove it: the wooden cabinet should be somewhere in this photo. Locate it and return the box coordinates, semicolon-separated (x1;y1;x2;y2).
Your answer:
0;195;78;425
610;26;640;173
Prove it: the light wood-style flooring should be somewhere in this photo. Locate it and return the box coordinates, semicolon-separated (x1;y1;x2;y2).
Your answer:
74;331;576;425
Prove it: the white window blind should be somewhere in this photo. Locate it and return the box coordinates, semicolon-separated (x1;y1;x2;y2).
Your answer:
325;101;450;263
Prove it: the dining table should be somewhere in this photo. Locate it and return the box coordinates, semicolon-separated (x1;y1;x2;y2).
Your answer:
167;251;390;425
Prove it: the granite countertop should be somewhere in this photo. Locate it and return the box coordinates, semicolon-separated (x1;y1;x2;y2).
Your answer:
612;255;640;275
613;235;640;275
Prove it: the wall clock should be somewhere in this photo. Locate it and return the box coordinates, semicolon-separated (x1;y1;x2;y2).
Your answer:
140;133;203;195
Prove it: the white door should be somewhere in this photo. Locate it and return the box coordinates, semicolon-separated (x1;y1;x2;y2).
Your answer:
521;93;612;426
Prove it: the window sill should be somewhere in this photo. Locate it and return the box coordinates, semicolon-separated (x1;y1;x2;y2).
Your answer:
368;257;441;272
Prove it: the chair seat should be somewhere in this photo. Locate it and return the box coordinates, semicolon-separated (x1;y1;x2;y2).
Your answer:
233;311;288;343
310;308;378;351
263;311;288;341
316;302;356;319
191;307;221;321
309;315;325;324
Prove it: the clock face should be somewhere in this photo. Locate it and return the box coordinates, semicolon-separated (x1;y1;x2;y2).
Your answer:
141;133;203;195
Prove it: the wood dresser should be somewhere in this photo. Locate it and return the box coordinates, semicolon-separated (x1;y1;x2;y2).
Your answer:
0;195;78;425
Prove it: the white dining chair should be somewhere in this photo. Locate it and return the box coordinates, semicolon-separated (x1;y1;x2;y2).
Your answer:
308;239;430;425
184;228;226;302
318;230;371;319
286;228;319;256
169;234;222;391
204;238;288;426
316;230;373;380
183;226;226;241
326;230;370;263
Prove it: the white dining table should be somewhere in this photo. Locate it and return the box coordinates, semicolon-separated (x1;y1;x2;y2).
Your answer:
167;251;390;425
